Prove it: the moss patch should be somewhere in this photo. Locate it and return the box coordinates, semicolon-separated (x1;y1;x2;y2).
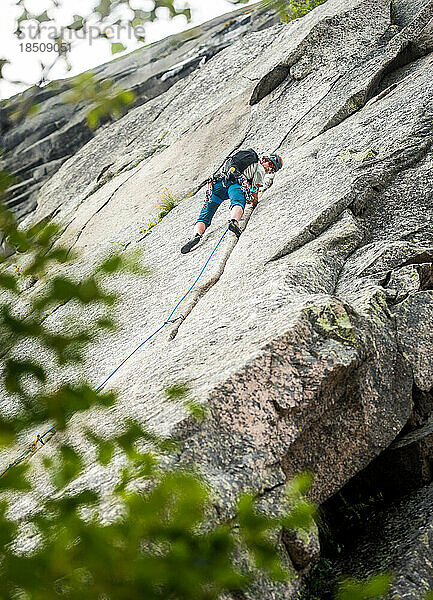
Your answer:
305;302;358;345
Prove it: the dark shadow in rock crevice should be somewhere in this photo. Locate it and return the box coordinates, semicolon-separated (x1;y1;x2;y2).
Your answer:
314;380;433;571
320;42;431;140
249;65;291;106
366;41;431;104
403;383;433;430
401;250;433;268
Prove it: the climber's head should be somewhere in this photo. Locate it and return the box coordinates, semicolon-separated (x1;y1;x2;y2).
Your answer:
261;154;283;174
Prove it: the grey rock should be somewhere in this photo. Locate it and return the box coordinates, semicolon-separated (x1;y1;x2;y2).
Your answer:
282;525;321;571
0;5;279;220
1;0;433;597
393;0;428;27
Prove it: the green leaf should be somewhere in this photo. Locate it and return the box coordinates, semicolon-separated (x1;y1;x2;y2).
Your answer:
1;307;41;337
237;493;286;579
165;382;190;403
17;9;30;25
182;7;192;20
0;171;16;199
337;574;392;600
0;464;31;491
0;272;18;292
131;9;149;27
111;43;126;55
99;254;122;274
41;384;116;430
115;420;145;456
282;473;316;530
85;430;115;466
139;428;179;454
7;228;31;253
52;444;84;489
33;221;59;247
43;457;54;470
0;502;17;546
185;400;207;422
46;489;98;516
0;59;10;79
87;106;101;129
36;10;51;22
78;277;99;303
282;500;316;530
26;102;40;117
68;14;85;30
96;316;116;331
0;419;16;447
119;249;148;276
51;277;76;301
286;472;314;499
4;359;46;396
95;0;112;18
97;440;115;465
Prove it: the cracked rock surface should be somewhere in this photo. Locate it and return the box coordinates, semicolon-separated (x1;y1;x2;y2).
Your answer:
0;5;278;221
1;0;433;597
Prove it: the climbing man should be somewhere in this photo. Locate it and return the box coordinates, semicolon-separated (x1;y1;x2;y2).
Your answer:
180;148;283;254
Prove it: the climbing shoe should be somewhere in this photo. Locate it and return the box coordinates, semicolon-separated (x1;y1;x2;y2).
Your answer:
181;233;201;254
228;219;242;239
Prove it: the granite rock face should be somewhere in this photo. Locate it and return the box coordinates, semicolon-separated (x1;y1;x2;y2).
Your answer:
1;0;433;597
0;6;278;220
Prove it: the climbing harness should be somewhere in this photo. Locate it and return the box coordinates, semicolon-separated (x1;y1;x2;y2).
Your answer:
205;178;214;202
0;226;230;480
205;173;254;207
239;175;255;204
207;147;259;204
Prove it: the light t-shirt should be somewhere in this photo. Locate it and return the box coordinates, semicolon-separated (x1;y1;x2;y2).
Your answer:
243;162;265;188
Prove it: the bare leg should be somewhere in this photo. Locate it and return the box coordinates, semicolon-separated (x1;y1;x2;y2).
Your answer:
230;205;244;222
194;222;206;236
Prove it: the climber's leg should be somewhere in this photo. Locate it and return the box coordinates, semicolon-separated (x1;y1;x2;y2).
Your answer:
227;182;246;239
181;180;227;254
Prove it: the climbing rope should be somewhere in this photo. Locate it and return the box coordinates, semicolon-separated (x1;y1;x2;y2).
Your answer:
0;226;230;479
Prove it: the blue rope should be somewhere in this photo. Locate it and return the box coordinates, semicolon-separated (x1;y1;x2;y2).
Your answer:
94;321;167;392
165;227;229;323
0;226;230;478
96;225;229;391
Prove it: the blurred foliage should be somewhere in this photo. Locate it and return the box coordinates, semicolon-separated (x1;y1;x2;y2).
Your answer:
11;0;192;46
3;0;192;129
0;201;148;445
2;1;426;598
336;574;392;600
63;71;136;129
1;0;329;131
256;0;328;22
0;196;319;598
